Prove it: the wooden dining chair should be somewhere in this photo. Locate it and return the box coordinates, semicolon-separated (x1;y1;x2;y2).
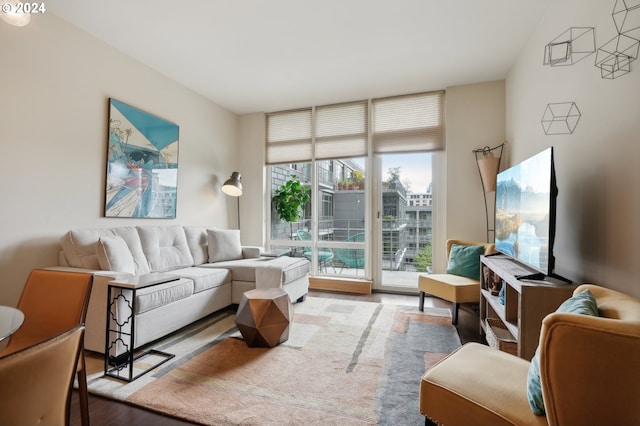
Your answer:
0;325;85;426
0;269;94;426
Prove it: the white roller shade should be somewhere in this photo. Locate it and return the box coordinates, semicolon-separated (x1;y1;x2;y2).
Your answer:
372;91;445;153
266;109;312;164
267;91;445;164
315;101;368;160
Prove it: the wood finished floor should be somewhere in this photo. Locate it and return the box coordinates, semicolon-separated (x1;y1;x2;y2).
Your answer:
70;290;484;426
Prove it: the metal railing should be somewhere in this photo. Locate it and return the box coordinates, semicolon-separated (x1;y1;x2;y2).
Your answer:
270;218;432;273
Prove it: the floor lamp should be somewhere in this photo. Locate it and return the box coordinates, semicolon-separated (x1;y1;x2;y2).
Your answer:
473;143;505;242
222;172;243;229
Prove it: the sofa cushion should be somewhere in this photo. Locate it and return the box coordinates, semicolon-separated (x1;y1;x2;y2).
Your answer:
184;226;210;265
96;236;136;274
135;278;194;314
173;267;231;293
527;289;599;415
277;256;310;284
207;257;309;285
445;244;484;280
61;227;150;274
207;229;242;263
138;226;194;272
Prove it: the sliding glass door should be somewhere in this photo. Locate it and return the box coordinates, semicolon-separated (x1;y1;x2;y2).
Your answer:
373;153;433;293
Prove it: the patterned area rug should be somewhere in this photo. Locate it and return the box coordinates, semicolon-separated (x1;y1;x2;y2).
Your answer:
85;297;461;425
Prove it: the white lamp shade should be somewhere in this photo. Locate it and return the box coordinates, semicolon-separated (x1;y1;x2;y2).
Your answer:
222;172;243;196
0;1;31;26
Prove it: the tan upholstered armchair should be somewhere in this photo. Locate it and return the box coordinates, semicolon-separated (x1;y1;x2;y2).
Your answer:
419;284;640;426
418;239;495;324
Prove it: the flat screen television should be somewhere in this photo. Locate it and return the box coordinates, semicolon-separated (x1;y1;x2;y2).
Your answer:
494;147;557;278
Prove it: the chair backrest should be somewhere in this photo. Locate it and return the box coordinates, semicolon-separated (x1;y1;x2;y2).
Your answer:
346;232;365;243
445;239;496;260
335;233;365;267
296;230;312;254
539;285;640;426
3;269;93;353
296;229;311;241
0;326;85;426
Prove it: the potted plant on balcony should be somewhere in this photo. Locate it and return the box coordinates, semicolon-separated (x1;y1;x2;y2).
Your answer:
273;175;310;240
353;170;364;189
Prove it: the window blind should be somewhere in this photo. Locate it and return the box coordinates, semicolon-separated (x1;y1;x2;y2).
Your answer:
372;91;445;153
315;101;368;160
266;109;312;164
266;91;444;164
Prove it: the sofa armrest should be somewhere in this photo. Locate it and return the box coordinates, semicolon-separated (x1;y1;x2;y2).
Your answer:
539;312;640;426
242;246;262;259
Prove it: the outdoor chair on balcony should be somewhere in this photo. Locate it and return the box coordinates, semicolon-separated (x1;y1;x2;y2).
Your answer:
335;232;365;275
296;230;335;272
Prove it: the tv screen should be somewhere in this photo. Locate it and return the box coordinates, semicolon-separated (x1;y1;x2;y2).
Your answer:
494;147;557;276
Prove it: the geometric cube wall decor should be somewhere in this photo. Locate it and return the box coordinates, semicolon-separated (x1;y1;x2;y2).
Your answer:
544;27;596;66
541;102;581;135
595;33;640;78
613;0;640;40
595;0;640;79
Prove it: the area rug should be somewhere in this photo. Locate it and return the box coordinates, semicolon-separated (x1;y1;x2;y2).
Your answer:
85;297;461;425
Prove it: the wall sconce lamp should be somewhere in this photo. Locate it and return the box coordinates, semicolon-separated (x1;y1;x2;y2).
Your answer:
0;1;31;27
221;172;242;228
473;143;506;242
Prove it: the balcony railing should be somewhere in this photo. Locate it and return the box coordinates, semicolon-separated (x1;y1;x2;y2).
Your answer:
272;218;431;273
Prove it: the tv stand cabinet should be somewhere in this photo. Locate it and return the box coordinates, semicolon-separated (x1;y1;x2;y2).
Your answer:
479;255;577;360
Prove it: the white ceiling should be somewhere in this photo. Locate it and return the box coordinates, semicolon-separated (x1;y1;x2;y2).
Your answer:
47;0;551;115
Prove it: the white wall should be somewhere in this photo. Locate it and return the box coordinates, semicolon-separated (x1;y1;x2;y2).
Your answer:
237;113;267;247
506;0;640;296
431;81;506;272
0;15;238;305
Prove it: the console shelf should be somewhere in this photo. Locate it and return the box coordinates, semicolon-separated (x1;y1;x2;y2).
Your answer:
479;255;577;360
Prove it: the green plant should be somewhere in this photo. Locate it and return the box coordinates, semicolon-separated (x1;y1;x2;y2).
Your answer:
382;214;395;228
386;166;401;185
273;175;310;238
414;242;433;273
352;170;364;182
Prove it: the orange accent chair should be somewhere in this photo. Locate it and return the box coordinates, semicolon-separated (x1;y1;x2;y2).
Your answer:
0;269;93;426
419;285;640;425
0;326;85;426
418;239;495;325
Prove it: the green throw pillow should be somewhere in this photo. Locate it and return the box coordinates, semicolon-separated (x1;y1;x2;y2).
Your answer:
445;244;484;280
526;289;599;415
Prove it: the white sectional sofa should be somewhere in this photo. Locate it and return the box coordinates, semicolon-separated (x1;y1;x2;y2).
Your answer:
54;225;309;354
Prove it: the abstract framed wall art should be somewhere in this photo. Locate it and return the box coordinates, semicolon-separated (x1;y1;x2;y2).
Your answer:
105;99;179;218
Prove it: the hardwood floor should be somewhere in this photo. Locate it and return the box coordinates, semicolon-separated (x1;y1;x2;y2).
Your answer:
69;290;483;426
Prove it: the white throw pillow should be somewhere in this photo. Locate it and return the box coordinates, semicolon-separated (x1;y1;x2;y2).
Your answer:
184;226;209;265
96;236;136;274
207;229;242;263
